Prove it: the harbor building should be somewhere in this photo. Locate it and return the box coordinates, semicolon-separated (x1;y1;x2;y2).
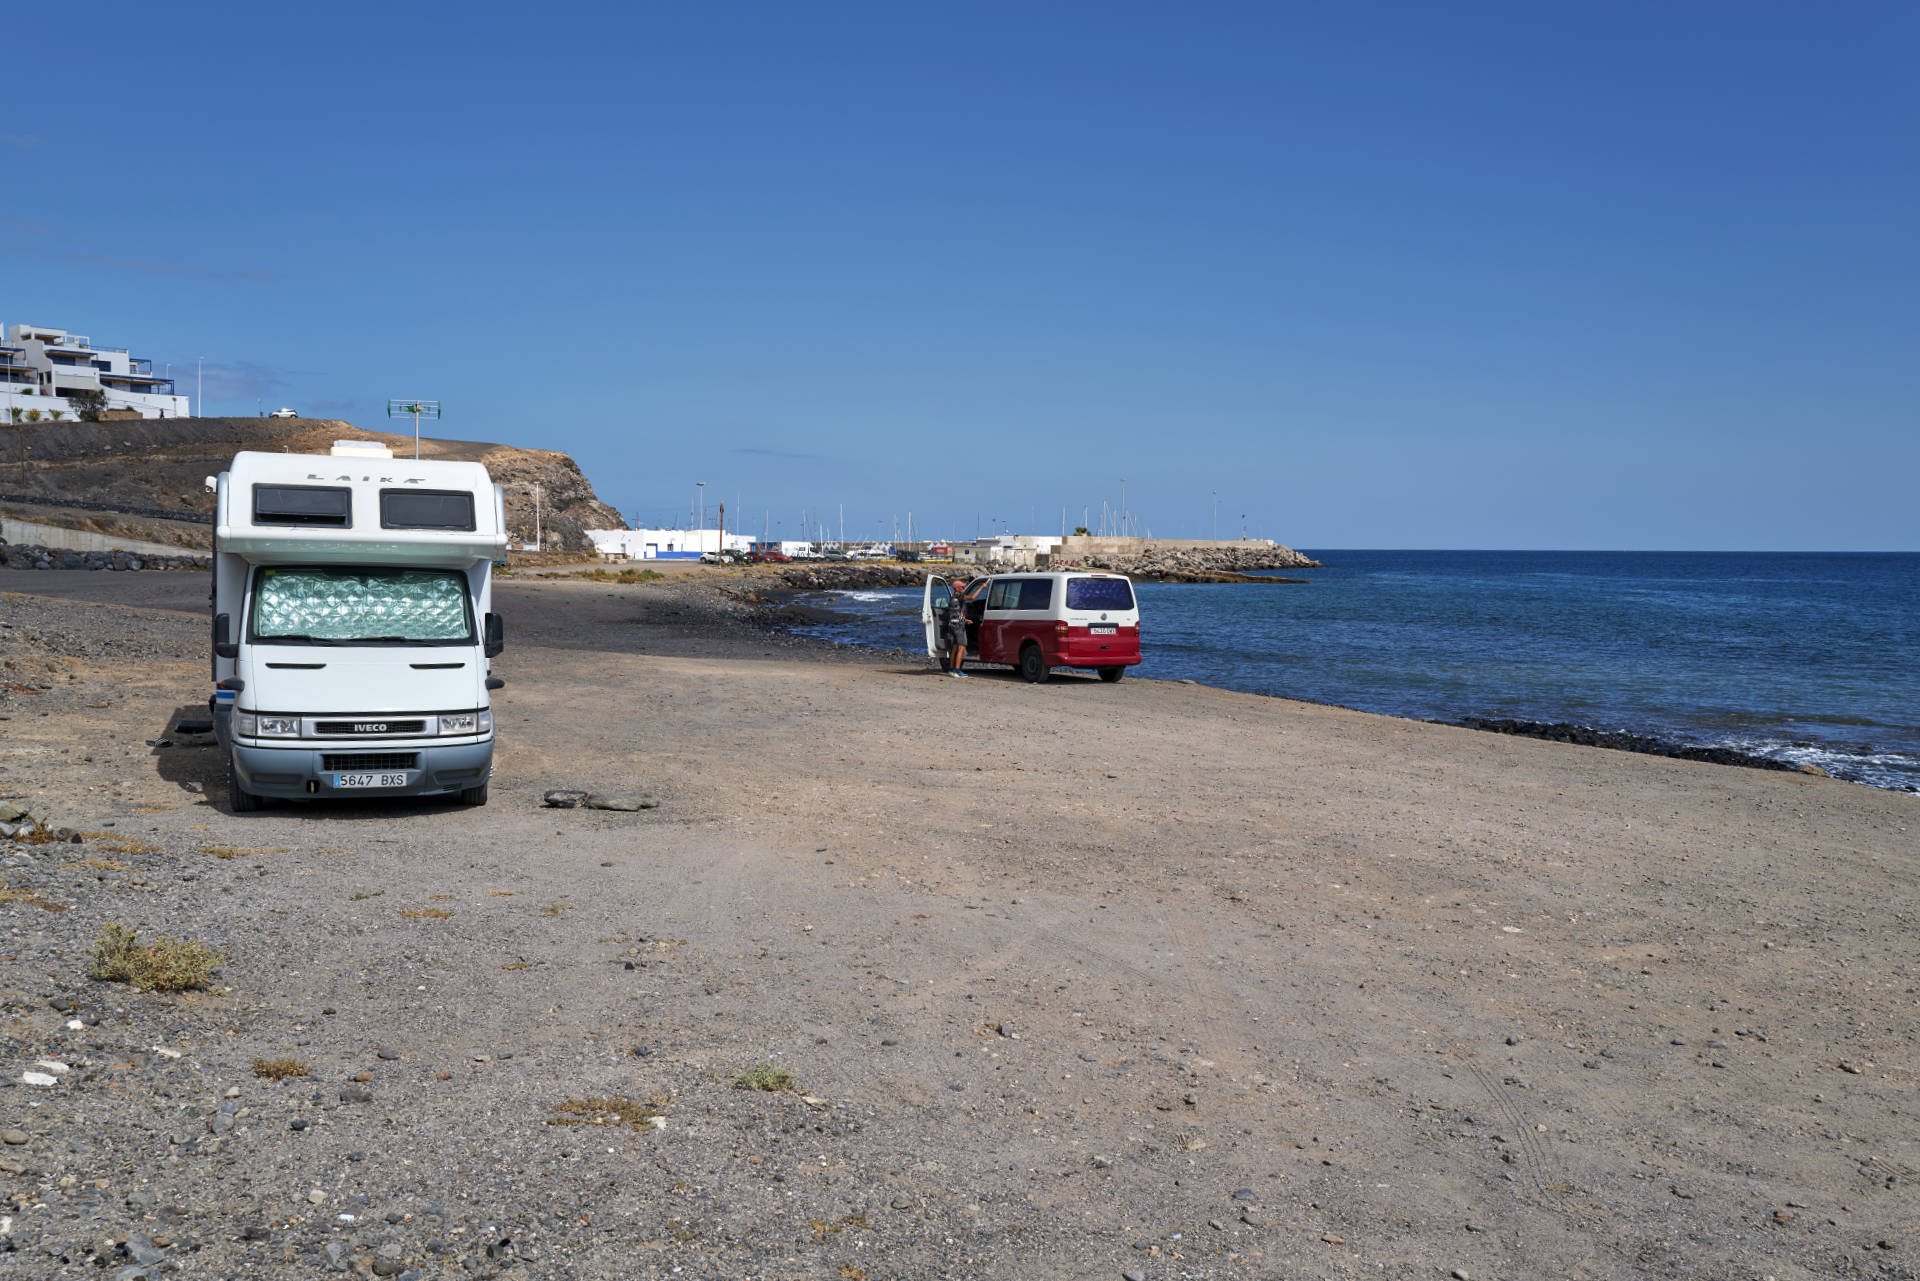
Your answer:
588;528;754;561
2;323;190;420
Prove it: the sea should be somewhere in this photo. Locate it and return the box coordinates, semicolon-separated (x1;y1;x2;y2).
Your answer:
796;550;1920;794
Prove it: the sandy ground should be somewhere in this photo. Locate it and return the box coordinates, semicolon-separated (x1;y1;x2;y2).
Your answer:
0;569;1915;1280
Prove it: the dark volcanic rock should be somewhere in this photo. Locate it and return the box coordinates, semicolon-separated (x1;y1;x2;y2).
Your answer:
1459;717;1802;774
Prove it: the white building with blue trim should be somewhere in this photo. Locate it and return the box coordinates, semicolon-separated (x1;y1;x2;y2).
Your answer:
2;322;189;420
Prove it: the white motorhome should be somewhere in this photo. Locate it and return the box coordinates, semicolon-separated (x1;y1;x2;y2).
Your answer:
208;440;508;811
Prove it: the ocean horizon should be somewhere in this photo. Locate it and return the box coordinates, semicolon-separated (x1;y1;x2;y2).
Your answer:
797;548;1920;794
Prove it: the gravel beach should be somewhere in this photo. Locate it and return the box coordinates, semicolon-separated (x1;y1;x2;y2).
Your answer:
0;568;1914;1280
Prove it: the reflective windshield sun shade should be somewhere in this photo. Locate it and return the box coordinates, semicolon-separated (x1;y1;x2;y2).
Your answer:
1066;576;1134;611
253;484;350;526
380;489;475;531
251;567;474;643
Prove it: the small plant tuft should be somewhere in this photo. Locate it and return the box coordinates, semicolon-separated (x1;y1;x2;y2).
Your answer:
0;886;66;912
400;907;453;920
87;921;224;992
538;902;572;917
733;1061;801;1094
252;1056;310;1081
548;1095;664;1128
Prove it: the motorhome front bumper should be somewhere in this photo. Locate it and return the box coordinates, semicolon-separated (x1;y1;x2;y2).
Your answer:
230;740;494;799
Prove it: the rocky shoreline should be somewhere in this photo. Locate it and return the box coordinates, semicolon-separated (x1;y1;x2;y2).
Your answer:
1457;716;1828;777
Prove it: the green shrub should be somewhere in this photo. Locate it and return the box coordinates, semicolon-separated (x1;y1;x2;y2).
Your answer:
87;921;225;992
733;1061;801;1093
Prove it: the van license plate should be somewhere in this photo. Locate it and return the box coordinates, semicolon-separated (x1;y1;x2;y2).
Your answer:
1090;626;1117;635
335;772;408;789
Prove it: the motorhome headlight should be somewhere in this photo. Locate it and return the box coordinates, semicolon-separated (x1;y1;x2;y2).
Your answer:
477;709;493;735
437;712;478;735
234;712;257;736
256;715;299;737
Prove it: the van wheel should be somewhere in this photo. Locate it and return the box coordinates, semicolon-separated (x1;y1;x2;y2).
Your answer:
1098;665;1126;683
228;758;264;814
1019;643;1050;684
458;783;489;807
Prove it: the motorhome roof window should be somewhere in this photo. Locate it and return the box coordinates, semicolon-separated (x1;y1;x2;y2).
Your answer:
253;484;351;527
380;489;476;531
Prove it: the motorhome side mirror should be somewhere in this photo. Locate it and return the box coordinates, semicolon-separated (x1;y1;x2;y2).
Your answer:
213;614;238;660
484;613;504;658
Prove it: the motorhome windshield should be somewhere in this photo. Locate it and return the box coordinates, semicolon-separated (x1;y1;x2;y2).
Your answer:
249;567;474;645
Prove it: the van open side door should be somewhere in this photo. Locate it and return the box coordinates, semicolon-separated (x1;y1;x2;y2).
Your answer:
922;574;951;659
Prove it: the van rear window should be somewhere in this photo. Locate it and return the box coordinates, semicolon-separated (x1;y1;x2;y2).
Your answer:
1066;577;1134;610
380;489;475;531
253;484;351;527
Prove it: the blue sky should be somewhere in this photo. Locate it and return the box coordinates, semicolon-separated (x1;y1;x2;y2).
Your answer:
8;1;1916;549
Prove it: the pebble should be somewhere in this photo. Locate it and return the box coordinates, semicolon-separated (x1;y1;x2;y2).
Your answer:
1122;1271;1146;1281
20;1071;59;1087
123;1231;165;1265
338;1086;374;1104
308;1189;327;1203
0;1130;26;1146
377;1047;400;1060
542;790;588;808
587;793;659;811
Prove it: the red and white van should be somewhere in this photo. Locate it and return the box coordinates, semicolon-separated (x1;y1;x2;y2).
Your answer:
922;571;1141;683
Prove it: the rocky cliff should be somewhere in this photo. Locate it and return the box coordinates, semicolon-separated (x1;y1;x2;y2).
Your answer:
0;417;623;551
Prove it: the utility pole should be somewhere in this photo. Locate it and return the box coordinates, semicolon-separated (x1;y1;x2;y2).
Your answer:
196;356;203;417
696;482;706;554
1120;477;1127;541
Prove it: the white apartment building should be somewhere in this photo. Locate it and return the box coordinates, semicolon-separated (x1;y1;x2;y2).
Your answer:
2;323;190;420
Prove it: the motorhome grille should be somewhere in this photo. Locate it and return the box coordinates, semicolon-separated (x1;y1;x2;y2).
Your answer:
321;753;419;772
315;720;426;736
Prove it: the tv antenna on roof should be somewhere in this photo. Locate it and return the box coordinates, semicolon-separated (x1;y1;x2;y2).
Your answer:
385;399;441;459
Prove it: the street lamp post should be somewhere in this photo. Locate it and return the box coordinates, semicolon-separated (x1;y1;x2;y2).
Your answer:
196;357;203;418
507;482;542;550
696;482;706;556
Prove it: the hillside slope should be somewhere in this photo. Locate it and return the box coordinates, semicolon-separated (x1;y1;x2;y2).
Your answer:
0;417;624;551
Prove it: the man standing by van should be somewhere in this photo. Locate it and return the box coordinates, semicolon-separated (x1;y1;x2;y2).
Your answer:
943;579;970;677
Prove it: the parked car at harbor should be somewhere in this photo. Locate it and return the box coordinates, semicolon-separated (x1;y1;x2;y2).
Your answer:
922;571;1140;683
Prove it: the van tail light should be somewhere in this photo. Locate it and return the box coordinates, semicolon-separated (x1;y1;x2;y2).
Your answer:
1054;622;1069;634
